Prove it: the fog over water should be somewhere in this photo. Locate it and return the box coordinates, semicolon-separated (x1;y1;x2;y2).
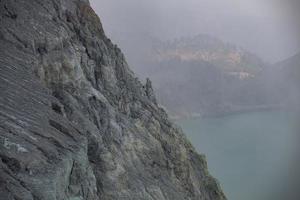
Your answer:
91;0;300;63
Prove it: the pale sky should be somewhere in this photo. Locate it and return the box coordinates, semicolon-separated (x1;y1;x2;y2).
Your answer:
90;0;300;63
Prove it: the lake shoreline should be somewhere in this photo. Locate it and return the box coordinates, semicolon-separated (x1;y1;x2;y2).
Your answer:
169;104;286;120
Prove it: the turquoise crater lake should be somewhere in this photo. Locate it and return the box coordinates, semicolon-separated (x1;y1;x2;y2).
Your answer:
178;111;299;200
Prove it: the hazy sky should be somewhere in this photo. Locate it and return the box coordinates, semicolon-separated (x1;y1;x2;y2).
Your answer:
90;0;300;63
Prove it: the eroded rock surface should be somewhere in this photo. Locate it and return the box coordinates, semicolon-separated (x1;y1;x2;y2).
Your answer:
0;0;226;199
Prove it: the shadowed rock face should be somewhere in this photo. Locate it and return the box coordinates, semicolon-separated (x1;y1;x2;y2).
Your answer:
0;0;226;199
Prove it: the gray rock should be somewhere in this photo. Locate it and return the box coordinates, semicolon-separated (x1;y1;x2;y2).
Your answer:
0;0;226;199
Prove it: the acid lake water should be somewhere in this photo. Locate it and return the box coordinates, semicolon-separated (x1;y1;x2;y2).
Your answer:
178;111;299;200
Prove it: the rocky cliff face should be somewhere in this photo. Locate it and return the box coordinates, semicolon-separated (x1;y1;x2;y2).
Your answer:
0;0;226;199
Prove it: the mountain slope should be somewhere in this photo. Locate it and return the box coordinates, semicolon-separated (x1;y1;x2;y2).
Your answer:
275;52;300;83
272;52;300;108
0;0;225;199
150;35;264;74
138;35;270;118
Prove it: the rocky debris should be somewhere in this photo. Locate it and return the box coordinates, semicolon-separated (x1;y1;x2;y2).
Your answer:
0;0;226;199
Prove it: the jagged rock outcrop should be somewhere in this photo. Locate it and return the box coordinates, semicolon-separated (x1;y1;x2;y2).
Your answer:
0;0;226;199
